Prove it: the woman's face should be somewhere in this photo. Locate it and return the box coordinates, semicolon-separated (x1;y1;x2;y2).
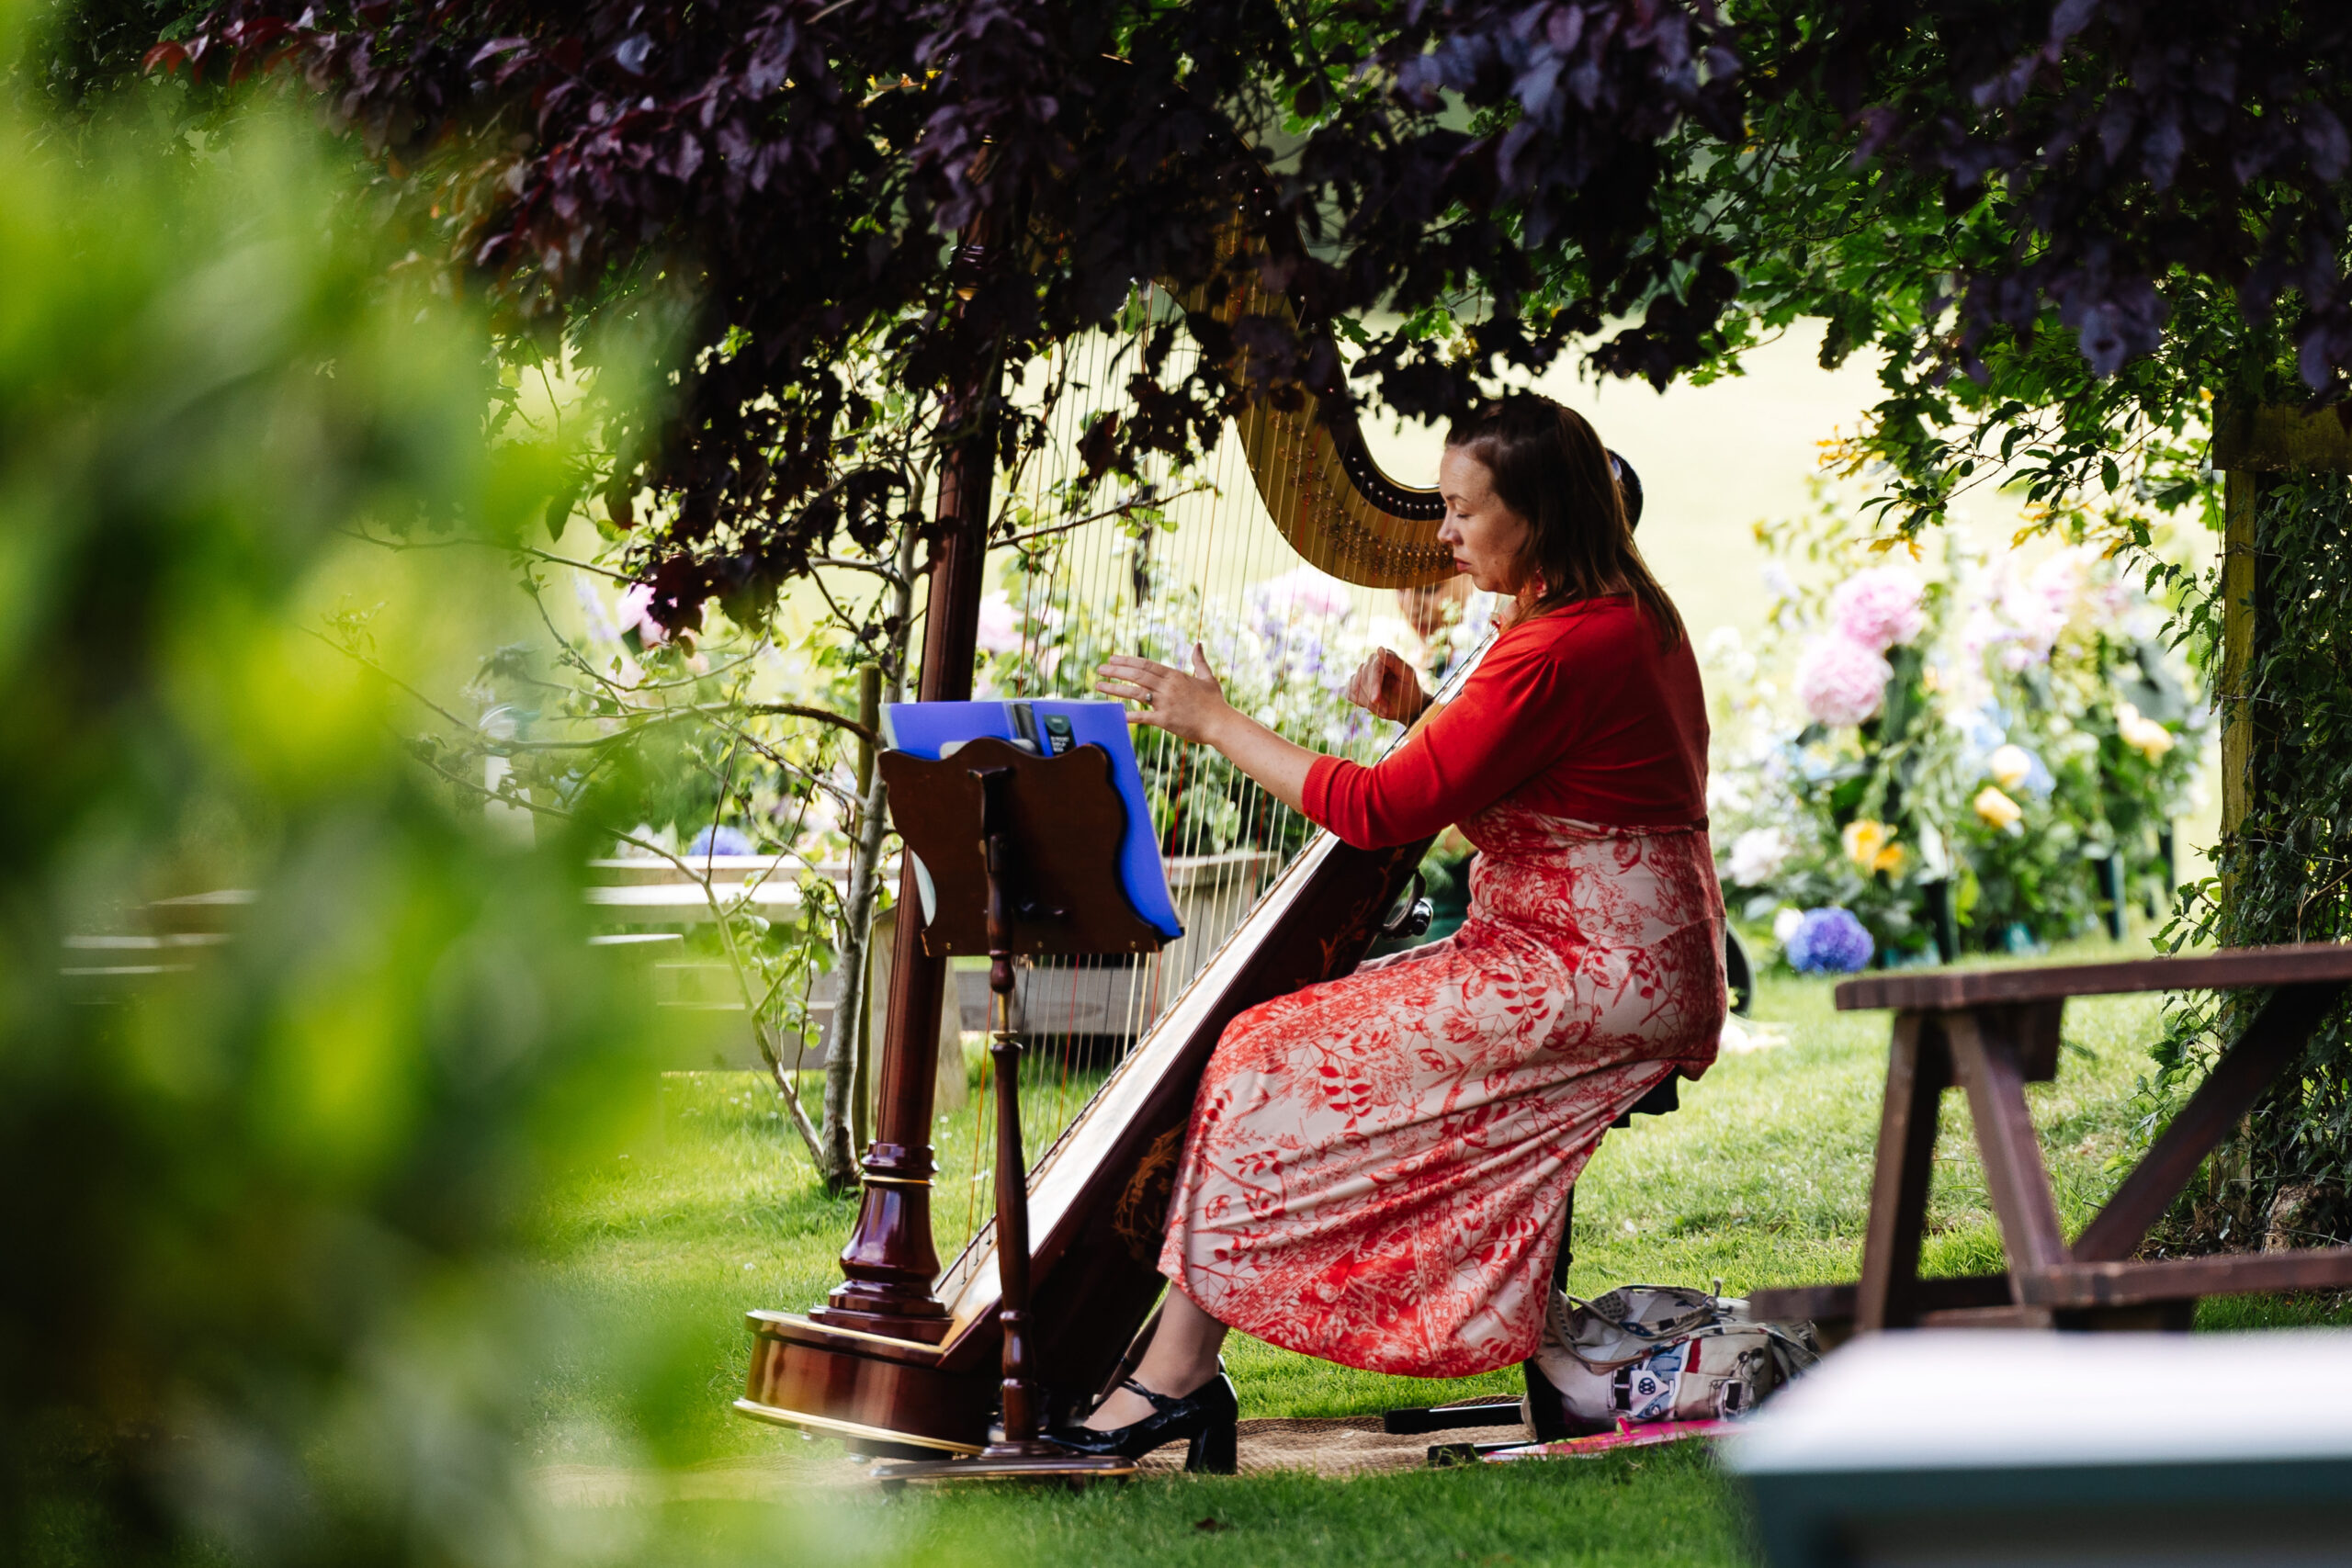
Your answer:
1438;446;1532;596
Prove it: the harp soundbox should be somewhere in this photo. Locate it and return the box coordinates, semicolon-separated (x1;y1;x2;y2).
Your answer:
734;208;1458;1458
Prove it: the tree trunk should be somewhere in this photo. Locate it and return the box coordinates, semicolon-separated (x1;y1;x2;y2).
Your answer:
819;665;888;1189
816;519;920;1190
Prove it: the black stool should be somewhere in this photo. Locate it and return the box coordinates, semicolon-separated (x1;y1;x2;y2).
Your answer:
1724;926;1755;1017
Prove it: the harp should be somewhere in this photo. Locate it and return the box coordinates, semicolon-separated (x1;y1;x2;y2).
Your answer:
734;217;1463;1458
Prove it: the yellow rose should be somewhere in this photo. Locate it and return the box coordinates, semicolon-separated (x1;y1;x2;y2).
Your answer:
1842;818;1893;868
2116;702;2176;761
1988;743;2031;792
1973;785;2023;830
1872;842;1907;875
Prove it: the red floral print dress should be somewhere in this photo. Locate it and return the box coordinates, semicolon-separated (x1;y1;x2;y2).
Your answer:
1157;598;1724;1378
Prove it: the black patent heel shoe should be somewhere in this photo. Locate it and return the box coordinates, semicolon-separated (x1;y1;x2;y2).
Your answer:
1047;1373;1239;1473
1184;1409;1238;1472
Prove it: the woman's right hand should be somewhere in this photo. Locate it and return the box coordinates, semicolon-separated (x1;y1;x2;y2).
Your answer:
1097;644;1234;745
1346;647;1429;724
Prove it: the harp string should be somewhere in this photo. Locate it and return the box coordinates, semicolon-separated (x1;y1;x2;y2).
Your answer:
925;290;1403;1262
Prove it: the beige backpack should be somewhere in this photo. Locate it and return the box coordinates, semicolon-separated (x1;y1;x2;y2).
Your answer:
1525;1283;1820;1437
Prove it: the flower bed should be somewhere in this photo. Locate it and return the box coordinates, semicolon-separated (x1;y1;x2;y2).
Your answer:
1711;493;2204;972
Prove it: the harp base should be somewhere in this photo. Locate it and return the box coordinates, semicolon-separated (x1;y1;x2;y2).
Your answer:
808;1301;953;1344
739;1310;994;1456
731;1399;979;1461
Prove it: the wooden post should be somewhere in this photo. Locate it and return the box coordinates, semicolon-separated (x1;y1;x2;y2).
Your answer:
2218;458;2259;885
2211;405;2352;908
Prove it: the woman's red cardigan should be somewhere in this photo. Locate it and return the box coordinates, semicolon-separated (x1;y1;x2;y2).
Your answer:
1303;596;1710;851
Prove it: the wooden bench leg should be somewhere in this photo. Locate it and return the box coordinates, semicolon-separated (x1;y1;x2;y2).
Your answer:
1857;1014;1947;1333
2051;1301;2197;1333
1947;1010;2071;1283
2073;979;2346;1263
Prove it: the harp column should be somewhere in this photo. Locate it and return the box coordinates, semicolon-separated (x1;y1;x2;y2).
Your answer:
818;331;1000;1340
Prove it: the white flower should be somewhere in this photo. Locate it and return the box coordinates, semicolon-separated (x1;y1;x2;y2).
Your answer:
2029;547;2092;617
1251;565;1356;627
1773;906;1806;946
1988;743;2032;792
616;581;669;646
975;592;1023;654
2116;701;2177;761
1726;827;1792;886
1702;625;1758;683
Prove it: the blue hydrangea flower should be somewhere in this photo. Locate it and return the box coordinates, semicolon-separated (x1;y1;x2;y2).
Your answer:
1787;907;1874;974
1953;702;2007;761
688;823;755;857
2016;747;2056;797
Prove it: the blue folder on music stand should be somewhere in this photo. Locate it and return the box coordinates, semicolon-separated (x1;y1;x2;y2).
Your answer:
881;699;1183;942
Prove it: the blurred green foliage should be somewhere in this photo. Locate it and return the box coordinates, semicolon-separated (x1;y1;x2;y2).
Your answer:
0;51;678;1568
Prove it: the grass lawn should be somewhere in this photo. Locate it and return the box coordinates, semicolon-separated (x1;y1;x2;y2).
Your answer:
528;936;2352;1565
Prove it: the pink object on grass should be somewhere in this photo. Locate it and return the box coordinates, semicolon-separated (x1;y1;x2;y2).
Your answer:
1476;1418;1734;1462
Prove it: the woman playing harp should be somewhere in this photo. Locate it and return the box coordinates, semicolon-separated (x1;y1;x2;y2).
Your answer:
1072;392;1724;1468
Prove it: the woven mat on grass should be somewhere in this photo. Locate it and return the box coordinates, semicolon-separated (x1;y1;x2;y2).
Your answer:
533;1403;1529;1502
1135;1410;1523;1478
536;1452;867;1506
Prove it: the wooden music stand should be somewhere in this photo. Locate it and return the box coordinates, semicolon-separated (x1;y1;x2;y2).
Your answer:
865;737;1171;1485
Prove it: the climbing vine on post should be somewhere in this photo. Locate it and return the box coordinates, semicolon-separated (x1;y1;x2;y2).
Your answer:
2155;452;2352;1253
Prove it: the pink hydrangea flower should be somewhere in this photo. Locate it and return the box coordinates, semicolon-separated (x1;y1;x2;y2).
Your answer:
1984;552;2075;666
1796;635;1893;727
976;592;1023;654
616;581;667;646
1829;567;1927;653
1251;565;1356;628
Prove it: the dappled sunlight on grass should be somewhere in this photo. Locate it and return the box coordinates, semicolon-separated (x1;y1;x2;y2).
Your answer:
525;941;2352;1562
532;1072;859;1468
527;941;2267;1466
543;1433;1750;1568
868;1440;1748;1568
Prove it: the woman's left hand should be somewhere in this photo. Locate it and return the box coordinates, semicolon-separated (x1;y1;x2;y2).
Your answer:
1097;645;1232;745
1346;647;1428;723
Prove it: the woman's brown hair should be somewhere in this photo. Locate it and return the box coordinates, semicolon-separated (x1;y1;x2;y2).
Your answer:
1444;393;1684;649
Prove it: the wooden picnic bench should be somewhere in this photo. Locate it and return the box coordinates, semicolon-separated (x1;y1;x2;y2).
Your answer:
1748;942;2352;1337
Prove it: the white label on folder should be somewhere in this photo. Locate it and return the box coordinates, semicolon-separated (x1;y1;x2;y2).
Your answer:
910;852;938;927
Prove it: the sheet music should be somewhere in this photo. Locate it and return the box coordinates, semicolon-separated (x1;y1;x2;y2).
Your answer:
881;699;1183;940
